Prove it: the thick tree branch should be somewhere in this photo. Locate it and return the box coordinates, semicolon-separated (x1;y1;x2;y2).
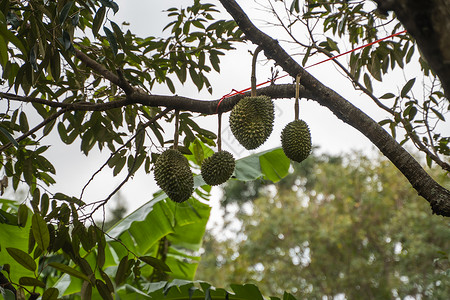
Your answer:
0;84;313;115
219;0;450;216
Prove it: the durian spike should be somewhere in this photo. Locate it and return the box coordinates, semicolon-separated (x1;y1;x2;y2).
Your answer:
295;74;301;121
174;109;180;150
251;46;263;97
218;112;223;152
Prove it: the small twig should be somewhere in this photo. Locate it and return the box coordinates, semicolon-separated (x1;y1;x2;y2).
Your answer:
251;46;263;97
295;74;301;120
218;112;222;152
173;110;180;149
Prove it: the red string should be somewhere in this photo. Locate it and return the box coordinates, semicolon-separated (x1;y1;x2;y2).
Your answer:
216;30;407;113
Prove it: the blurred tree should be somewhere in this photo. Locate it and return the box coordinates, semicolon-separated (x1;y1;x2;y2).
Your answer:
197;151;450;299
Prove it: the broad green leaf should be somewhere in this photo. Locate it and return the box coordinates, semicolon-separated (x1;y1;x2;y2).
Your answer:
6;247;36;272
259;148;290;183
233;148;290;182
32;213;50;251
0;208;33;283
48;262;90;281
230;283;265;300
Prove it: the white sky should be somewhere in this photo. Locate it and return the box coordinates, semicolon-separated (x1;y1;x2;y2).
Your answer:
4;1;443;224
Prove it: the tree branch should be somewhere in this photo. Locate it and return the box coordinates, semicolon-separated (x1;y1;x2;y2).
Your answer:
219;0;450;216
0;108;67;153
0;84;313;115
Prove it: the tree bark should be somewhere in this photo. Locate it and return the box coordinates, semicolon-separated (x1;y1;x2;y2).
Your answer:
375;0;450;99
219;0;450;217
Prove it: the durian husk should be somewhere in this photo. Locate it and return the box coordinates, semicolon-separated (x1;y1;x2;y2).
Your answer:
154;149;194;203
201;150;235;186
229;95;274;150
281;119;311;163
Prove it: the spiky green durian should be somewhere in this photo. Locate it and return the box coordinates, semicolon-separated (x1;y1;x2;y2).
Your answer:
154;149;194;203
201;150;235;186
229;95;274;150
281;119;311;163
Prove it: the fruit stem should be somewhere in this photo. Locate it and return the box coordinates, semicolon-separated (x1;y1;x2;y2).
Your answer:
295;74;301;121
218;112;222;152
251;46;263;97
174;109;180;150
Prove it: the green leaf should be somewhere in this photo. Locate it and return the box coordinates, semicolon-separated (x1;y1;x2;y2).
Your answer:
189;68;203;90
290;0;300;13
0;22;28;56
92;7;106;37
42;288;59;300
0;35;9;67
18;276;45;288
379;93;395;99
103;26;118;56
259;148;290;183
59;1;73;24
96;279;113;300
230;284;265;300
431;108;445;121
48;262;90;281
6;248;36;272
110;21;125;48
139;256;171;272
326;37;340;52
363;73;372;93
0;211;33;283
166;77;176;94
17;204;28;227
401;78;415;97
32;214;50;252
81;281;92;300
115;256;130;286
0;127;19;148
234;148;290;182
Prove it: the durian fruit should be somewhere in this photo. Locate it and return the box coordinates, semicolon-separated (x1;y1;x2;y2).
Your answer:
201;150;235;186
281;119;311;163
154;149;194;203
229;95;274;150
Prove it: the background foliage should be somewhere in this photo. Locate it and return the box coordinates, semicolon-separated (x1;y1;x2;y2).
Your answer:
197;151;450;299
